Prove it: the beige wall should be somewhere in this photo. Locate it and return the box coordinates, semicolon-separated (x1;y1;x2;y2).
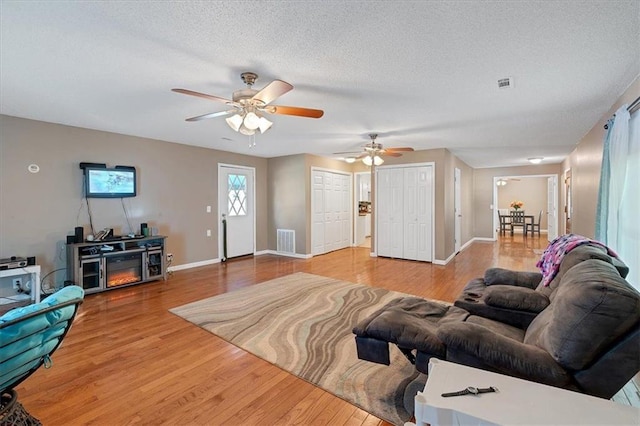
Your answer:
266;154;307;254
473;164;563;238
266;154;353;255
563;76;640;238
0;115;268;275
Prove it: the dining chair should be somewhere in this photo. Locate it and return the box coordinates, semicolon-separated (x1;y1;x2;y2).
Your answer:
510;210;526;236
498;209;511;235
526;210;543;237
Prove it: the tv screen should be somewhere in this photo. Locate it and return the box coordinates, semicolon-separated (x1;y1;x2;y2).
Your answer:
85;167;136;198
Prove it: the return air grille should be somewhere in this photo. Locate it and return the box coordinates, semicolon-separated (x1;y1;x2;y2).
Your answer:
277;229;295;254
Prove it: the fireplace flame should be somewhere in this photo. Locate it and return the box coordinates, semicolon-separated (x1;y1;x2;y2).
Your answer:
108;271;141;287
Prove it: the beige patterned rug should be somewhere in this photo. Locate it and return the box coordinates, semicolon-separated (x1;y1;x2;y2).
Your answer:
170;272;440;425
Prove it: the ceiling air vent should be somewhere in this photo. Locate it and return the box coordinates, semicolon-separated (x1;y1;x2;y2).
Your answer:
498;77;514;89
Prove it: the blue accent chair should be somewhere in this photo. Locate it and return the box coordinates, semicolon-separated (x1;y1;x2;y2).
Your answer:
1;286;84;424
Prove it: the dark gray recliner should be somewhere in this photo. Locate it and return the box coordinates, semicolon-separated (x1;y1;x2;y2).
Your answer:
353;258;640;399
454;244;629;329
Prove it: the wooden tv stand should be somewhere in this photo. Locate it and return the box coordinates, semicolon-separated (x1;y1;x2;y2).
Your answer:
66;236;167;294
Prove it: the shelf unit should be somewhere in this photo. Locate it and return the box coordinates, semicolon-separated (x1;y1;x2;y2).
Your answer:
66;236;167;294
0;265;41;314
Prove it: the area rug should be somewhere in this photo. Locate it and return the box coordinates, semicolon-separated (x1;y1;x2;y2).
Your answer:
170;272;446;425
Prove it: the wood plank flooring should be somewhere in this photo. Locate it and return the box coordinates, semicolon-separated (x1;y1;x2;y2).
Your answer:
14;236;633;425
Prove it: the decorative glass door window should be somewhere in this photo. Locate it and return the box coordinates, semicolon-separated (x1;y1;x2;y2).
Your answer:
228;174;247;216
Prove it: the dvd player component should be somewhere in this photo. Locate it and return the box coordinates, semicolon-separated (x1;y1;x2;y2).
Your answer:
0;256;28;270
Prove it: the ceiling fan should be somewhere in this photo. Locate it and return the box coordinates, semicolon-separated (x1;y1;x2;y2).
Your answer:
172;72;324;137
334;133;414;166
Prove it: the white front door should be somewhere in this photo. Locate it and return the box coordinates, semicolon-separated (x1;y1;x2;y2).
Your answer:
547;176;558;241
219;165;255;259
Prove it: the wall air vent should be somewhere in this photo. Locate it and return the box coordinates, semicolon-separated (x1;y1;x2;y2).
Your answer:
498;77;514;89
277;229;295;254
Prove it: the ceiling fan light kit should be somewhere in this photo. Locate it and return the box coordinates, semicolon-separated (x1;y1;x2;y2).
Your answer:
336;133;413;166
172;71;323;141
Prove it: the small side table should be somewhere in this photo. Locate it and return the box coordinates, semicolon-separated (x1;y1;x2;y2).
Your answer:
408;359;639;426
0;266;41;313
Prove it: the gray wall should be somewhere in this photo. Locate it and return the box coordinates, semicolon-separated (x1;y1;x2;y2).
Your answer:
0;115;268;281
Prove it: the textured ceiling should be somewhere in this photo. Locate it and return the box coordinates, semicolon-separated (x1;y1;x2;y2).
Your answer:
1;1;639;168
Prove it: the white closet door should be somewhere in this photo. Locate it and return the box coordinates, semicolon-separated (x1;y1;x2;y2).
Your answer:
377;168;404;258
311;169;352;255
377;169;393;257
404;167;420;260
339;173;351;248
414;166;433;261
312;171;325;255
324;172;336;252
377;165;433;262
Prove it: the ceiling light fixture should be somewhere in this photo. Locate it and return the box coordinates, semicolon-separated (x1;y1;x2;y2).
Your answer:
344;157;357;164
528;157;543;164
362;155;384;166
225;111;273;136
496;179;507;186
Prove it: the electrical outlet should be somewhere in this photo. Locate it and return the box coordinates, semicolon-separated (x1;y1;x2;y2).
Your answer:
12;278;23;291
167;253;173;262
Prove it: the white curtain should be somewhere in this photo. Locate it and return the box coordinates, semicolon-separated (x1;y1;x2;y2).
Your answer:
597;104;639;289
619;110;639;288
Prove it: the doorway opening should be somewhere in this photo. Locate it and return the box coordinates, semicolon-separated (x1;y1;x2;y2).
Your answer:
492;174;558;242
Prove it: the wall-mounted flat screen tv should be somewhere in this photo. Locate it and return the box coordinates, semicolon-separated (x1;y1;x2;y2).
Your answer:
85;167;136;198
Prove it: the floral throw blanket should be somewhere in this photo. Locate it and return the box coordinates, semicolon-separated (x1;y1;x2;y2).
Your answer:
536;234;618;287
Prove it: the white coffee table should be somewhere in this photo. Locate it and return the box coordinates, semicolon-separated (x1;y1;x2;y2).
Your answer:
408;358;639;426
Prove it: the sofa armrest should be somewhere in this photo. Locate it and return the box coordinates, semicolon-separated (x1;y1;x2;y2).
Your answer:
484;268;542;289
437;322;571;387
484;286;550;313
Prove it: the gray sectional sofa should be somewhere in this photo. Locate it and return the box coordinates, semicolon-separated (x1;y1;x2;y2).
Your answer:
353;244;639;399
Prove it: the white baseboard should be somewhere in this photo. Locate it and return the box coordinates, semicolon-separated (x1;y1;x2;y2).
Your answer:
168;258;220;272
261;250;312;259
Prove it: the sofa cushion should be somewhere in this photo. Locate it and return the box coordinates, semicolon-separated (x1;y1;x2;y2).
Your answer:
524;259;640;371
465;315;525;342
484;268;542;288
535;244;613;300
352;297;462;357
484;285;550;313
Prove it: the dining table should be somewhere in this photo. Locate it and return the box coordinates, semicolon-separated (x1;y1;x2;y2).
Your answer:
508;211;535;236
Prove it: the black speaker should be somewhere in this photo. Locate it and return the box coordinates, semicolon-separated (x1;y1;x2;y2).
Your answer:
75;226;84;243
140;223;148;236
66;235;76;244
27;256;36;266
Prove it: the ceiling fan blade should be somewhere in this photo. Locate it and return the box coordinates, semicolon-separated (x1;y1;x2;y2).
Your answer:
385;147;414;152
266;105;324;118
333;151;363;155
383;152;403;157
252;80;293;105
172;88;234;104
185;110;235;122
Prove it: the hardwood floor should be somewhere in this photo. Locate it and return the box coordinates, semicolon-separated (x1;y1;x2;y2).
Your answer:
12;236;563;425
